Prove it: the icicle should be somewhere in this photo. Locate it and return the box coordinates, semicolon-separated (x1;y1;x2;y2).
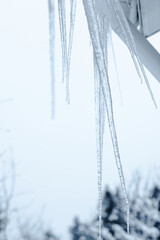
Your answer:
58;0;68;83
137;0;142;31
83;0;130;236
137;62;157;108
107;0;142;79
93;11;108;240
94;55;104;240
48;0;55;118
109;0;157;108
66;0;77;104
109;30;123;106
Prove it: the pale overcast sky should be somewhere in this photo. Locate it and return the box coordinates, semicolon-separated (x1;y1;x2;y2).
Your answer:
0;1;160;239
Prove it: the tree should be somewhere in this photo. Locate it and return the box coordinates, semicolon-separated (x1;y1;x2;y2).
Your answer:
69;182;160;240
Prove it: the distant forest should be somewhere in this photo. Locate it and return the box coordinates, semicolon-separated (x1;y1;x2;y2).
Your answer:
1;168;160;240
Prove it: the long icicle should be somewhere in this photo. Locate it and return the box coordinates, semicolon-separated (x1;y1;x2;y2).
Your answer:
48;0;55;118
94;0;130;233
58;0;68;83
107;0;143;80
83;1;130;236
110;0;157;108
66;0;77;104
115;0;157;108
109;30;123;106
94;55;105;240
93;11;108;240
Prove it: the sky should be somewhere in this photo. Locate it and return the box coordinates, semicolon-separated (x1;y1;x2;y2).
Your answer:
0;1;160;239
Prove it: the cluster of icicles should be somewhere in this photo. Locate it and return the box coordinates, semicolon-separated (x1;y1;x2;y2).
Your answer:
48;0;156;239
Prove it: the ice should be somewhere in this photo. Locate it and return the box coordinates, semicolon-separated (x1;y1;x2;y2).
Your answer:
109;0;157;107
55;0;157;237
83;0;130;236
66;0;77;104
109;30;123;105
83;0;123;237
108;0;142;79
93;10;109;240
57;0;77;104
48;0;55;118
94;56;104;240
58;0;68;84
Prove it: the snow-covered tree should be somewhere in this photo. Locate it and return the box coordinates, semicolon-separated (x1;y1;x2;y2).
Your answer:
69;182;160;240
